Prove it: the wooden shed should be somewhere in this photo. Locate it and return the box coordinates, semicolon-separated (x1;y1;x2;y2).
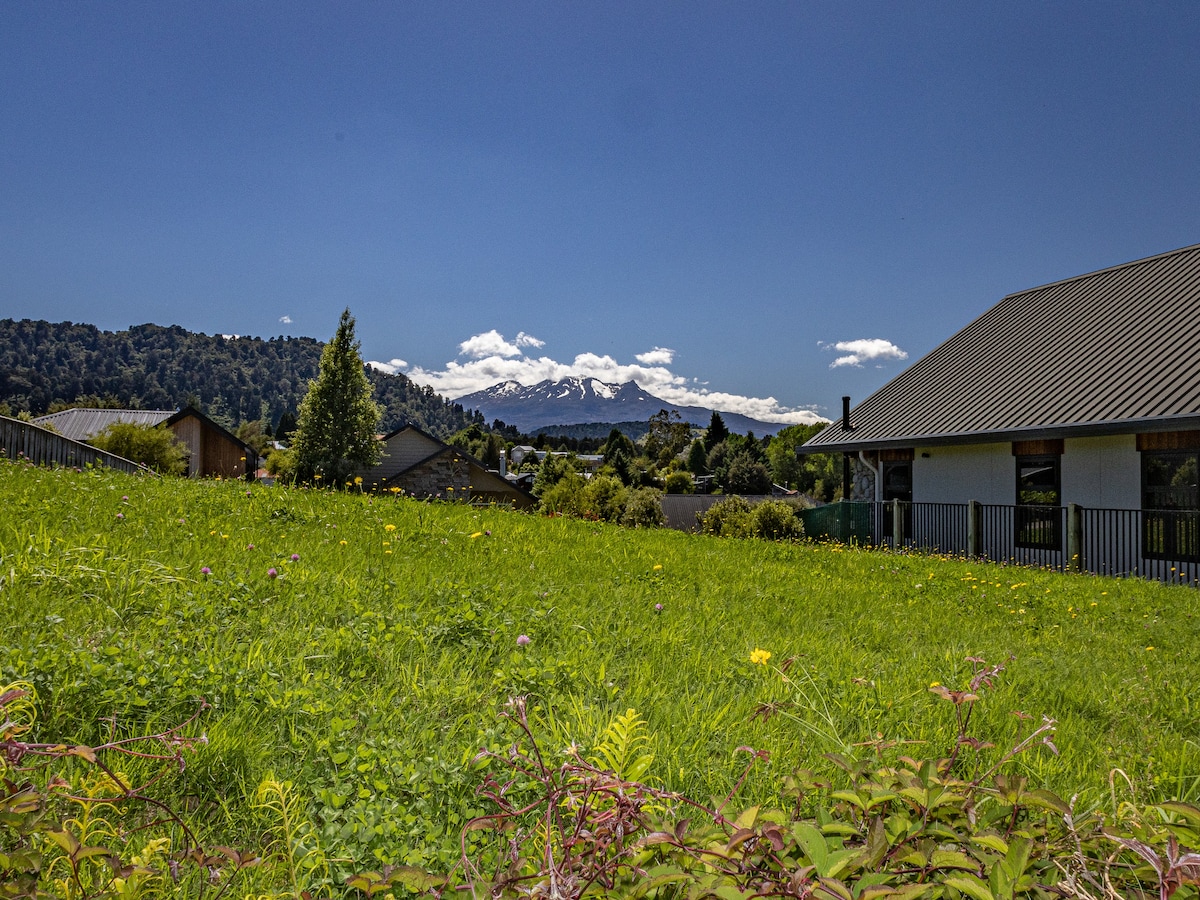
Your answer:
32;406;255;479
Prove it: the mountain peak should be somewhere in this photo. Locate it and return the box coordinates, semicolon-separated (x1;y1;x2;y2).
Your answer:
455;378;789;435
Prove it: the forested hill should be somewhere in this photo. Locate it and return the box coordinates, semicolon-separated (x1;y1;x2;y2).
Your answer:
0;318;483;437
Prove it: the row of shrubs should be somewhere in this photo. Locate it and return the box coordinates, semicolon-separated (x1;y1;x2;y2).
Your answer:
537;474;812;543
697;495;807;540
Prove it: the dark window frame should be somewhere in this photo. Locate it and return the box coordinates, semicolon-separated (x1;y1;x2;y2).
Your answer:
1015;454;1061;550
1141;450;1200;562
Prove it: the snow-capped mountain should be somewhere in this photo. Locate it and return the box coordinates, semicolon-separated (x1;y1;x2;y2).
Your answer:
456;377;792;435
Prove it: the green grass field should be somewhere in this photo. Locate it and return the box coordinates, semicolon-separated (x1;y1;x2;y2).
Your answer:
2;460;1199;893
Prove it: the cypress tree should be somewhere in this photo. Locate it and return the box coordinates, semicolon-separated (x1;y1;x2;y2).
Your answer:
290;309;382;486
703;411;729;452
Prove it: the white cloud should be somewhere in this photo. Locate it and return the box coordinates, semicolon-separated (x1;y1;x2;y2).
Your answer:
367;357;408;375
458;329;528;359
394;330;826;425
823;338;908;369
279;315;293;325
636;346;674;365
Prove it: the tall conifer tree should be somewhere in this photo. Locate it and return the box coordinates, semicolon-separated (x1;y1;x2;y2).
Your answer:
291;309;382;485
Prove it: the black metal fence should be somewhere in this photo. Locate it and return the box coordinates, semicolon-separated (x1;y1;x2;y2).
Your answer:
811;500;1200;586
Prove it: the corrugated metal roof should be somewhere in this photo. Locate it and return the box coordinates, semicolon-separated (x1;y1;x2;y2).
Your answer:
804;243;1200;453
32;408;177;442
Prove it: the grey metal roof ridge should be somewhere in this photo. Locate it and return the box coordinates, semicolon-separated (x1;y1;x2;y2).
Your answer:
996;241;1200;301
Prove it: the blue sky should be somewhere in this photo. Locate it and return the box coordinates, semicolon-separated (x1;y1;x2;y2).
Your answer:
3;3;1199;425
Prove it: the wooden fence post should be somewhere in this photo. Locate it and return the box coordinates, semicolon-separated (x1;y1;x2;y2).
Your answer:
892;499;905;548
1067;503;1083;572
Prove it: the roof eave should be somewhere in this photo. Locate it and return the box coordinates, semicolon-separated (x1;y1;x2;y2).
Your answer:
797;413;1200;454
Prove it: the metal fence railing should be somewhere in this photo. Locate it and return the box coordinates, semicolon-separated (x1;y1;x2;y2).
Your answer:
810;500;1200;587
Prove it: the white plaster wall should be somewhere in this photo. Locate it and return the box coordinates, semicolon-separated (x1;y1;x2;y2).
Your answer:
910;435;1141;509
912;443;1013;504
1061;434;1140;509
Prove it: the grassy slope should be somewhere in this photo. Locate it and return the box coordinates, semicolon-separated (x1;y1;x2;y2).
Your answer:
2;461;1199;877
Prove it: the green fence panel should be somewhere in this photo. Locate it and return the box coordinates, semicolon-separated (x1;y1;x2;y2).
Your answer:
798;501;874;544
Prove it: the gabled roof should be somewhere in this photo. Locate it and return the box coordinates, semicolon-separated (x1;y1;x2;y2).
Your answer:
804;243;1200;453
32;408;176;442
31;406;256;458
163;406;256;456
367;424;536;501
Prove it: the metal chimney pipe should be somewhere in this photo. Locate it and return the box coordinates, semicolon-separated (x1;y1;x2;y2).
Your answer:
842;396;851;430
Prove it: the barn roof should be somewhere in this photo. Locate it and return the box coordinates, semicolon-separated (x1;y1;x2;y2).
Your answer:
803;243;1200;453
32;408;177;442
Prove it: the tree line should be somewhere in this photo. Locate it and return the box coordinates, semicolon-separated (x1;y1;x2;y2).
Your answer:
0;317;481;438
2;313;840;502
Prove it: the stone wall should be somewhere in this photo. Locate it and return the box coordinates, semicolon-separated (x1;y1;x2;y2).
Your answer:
397;455;471;499
850;454;876;501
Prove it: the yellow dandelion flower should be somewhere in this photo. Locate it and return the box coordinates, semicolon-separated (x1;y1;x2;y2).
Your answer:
339;540;347;546
749;648;772;666
653;564;663;571
354;476;363;485
385;523;397;532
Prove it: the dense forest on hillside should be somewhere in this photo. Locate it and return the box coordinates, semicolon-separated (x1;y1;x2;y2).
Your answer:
0;318;483;437
532;420;652;443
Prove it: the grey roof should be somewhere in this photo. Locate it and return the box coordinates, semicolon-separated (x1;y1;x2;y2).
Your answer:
804;243;1200;453
32;408;177;442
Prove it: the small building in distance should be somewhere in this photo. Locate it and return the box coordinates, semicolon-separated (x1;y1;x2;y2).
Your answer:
32;406;255;479
358;425;536;509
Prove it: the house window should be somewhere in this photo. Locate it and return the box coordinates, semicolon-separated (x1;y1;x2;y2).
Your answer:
1142;451;1200;561
881;460;912;502
1015;454;1061;550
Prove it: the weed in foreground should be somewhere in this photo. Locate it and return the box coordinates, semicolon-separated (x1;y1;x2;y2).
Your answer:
348;660;1200;900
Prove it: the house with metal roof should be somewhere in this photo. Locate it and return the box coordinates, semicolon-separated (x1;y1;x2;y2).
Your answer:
357;425;536;509
800;244;1200;577
32;406;255;479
